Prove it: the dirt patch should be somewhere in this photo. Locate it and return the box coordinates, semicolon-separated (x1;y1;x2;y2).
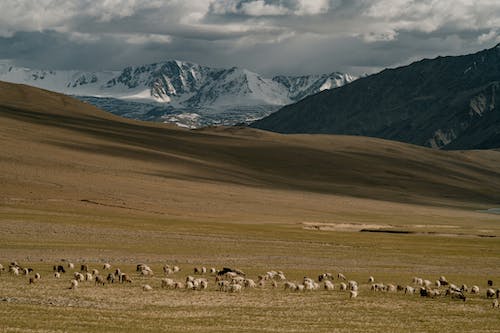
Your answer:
302;222;393;232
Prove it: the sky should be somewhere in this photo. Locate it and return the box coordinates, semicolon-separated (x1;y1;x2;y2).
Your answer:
1;0;499;76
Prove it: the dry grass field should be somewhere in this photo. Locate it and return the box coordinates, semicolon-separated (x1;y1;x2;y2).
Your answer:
1;81;500;332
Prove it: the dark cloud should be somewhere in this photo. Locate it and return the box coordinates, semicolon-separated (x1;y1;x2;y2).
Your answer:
0;1;499;76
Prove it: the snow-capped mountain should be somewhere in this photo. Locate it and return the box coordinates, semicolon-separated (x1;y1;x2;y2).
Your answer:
0;60;355;128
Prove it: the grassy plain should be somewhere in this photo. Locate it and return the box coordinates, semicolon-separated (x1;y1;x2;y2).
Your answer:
1;82;500;332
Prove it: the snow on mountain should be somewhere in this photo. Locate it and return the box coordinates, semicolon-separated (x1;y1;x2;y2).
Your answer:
0;60;356;128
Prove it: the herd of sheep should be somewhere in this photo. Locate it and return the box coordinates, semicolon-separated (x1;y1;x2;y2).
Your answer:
1;261;499;308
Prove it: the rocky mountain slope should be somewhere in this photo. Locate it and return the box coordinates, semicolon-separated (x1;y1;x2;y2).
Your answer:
252;44;500;150
0;61;354;128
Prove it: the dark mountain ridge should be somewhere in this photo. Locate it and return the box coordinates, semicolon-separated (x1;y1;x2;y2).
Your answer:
252;44;500;149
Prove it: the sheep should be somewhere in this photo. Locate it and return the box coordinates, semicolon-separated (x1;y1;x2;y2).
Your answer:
28;277;36;285
368;276;375;283
55;265;65;273
23;268;29;275
348;280;358;291
493;299;499;308
92;269;99;276
210;267;217;274
80;264;88;273
497;289;500;299
419;288;428;297
193;267;201;274
95;275;105;286
423;280;432;288
141;266;153;276
405;286;415;294
174;282;184;289
449;291;466;302
115;269;122;282
415;278;424;286
172;266;180;273
272;281;278;288
258;280;266;288
324;280;335;290
218;280;230;292
295;284;305;292
435;280;441;288
103;263;111;270
161;278;175;289
0;263;3;273
320;273;334;282
106;273;115;284
85;273;93;281
10;266;19;276
201;267;207;274
186;281;195;290
199;279;208;290
488;280;493;287
339;282;347;291
74;272;84;282
163;267;173;275
486;288;496;298
284;281;296;290
338;273;346;280
68;262;75;269
439;276;448;286
471;285;480;294
230;284;242;293
449;284;460;292
34;273;41;280
54;272;61;279
142;284;153;291
69;279;78;289
244;279;256;288
304;281;316;291
461;284;468;293
350;290;358;298
186;276;195;283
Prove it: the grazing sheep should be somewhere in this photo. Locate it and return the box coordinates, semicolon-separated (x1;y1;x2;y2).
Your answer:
423;280;432;288
186;276;195;283
68;262;75;269
199;279;209;290
103;263;111;270
141;266;153;276
339;282;347;291
244;279;256;288
295;284;305;292
271;280;278;288
449;284;460;292
174;282;184;289
10;266;19;276
80;264;88;273
350;290;358;298
405;286;415;294
284;281;296;290
106;273;115;284
471;285;480;294
201;267;207;274
92;269;99;276
162;278;175;289
55;265;65;273
461;284;468;292
95;275;105;286
439;276;448;286
230;284;242;293
420;288;428;297
218;280;230;292
415;278;424;286
338;273;346;280
85;273;93;281
121;274;132;283
368;276;375;283
70;279;78;289
450;291;466;302
186;281;195;290
435;280;441;288
193;267;200;274
173;266;180;273
348;280;358;291
210;267;216;274
142;284;153;291
73;272;84;282
54;272;61;279
115;269;122;282
493;299;499;308
34;273;41;280
0;263;3;273
486;288;496;298
324;280;335;290
28;277;36;284
488;280;493;287
163;267;173;275
23;268;29;275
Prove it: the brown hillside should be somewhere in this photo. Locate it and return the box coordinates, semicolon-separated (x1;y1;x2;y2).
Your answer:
1;81;500;223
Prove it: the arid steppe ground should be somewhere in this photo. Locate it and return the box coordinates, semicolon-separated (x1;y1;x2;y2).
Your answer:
1;82;500;332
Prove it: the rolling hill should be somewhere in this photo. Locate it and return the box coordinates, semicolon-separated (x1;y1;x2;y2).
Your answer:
1;80;500;221
252;44;500;150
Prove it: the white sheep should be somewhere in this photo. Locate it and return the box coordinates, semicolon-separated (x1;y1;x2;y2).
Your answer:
348;280;358;290
68;262;75;269
161;278;175;289
142;284;153;291
92;269;99;275
23;268;29;275
230;284;242;293
74;272;84;282
405;286;415;294
471;285;480;294
339;282;347;291
276;271;286;281
324;280;334;290
486;288;496;298
218;280;229;292
386;284;396;292
186;281;195;290
85;273;93;281
284;281;296;290
435;280;441;287
174;282;184;289
295;284;305;292
34;273;41;280
493;299;499;308
54;272;61;279
368;276;375;283
244;279;256;288
10;266;19;276
350;290;358;298
103;263;111;270
423;280;432;288
210;267;216;274
70;279;78;289
173;266;180;273
338;273;346;280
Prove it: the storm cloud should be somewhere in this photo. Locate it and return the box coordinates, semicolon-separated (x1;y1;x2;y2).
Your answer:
1;0;499;75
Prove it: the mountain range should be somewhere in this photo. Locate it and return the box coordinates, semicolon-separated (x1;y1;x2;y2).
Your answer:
0;61;354;128
252;44;500;150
